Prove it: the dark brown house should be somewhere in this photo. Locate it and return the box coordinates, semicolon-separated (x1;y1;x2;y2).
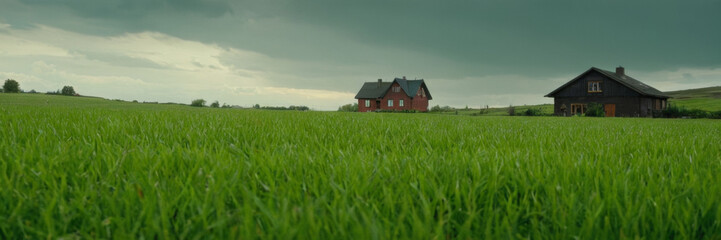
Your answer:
355;77;432;112
545;67;670;117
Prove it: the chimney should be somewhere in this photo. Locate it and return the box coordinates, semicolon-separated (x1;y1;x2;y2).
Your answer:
616;66;625;76
377;79;382;88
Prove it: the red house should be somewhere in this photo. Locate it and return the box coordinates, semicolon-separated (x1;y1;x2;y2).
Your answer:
354;77;432;112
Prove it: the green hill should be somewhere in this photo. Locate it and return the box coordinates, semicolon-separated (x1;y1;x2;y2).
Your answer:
0;93;189;110
665;86;721;111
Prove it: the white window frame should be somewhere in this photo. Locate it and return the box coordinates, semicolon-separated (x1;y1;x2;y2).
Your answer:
365;100;370;107
588;81;602;93
387;99;393;107
399;99;404;107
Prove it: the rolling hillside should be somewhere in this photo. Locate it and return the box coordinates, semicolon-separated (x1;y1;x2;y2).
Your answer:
665;86;721;111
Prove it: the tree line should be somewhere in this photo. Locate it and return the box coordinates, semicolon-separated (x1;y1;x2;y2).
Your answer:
189;99;310;111
2;79;77;96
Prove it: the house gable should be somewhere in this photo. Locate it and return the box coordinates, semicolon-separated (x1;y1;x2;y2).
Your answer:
415;82;432;100
393;78;433;100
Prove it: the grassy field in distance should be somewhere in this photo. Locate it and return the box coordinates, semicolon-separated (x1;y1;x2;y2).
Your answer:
432;104;554;116
666;86;721;111
2;93;721;239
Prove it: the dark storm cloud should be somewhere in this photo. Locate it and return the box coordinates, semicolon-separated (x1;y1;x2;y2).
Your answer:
275;0;721;75
19;0;232;18
0;0;237;36
5;0;721;77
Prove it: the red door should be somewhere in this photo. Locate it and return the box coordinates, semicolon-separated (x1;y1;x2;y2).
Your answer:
604;104;616;117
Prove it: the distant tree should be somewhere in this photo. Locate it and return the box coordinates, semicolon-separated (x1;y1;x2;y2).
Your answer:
289;105;310;111
210;100;220;108
430;105;442;112
28;89;37;93
259;105;310;111
338;103;358;112
61;86;76;96
507;105;515;116
221;103;232;108
3;79;20;93
253;104;260;109
191;99;206;107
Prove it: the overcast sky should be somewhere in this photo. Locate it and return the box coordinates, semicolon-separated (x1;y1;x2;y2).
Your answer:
1;0;720;109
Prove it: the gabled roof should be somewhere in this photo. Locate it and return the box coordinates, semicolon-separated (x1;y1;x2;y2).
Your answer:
545;67;670;98
355;78;432;100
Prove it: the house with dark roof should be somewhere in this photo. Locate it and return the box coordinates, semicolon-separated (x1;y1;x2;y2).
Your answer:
545;67;670;117
355;77;432;112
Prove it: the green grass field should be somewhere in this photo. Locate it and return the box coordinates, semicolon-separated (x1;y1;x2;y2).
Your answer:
2;94;721;239
666;86;721;111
